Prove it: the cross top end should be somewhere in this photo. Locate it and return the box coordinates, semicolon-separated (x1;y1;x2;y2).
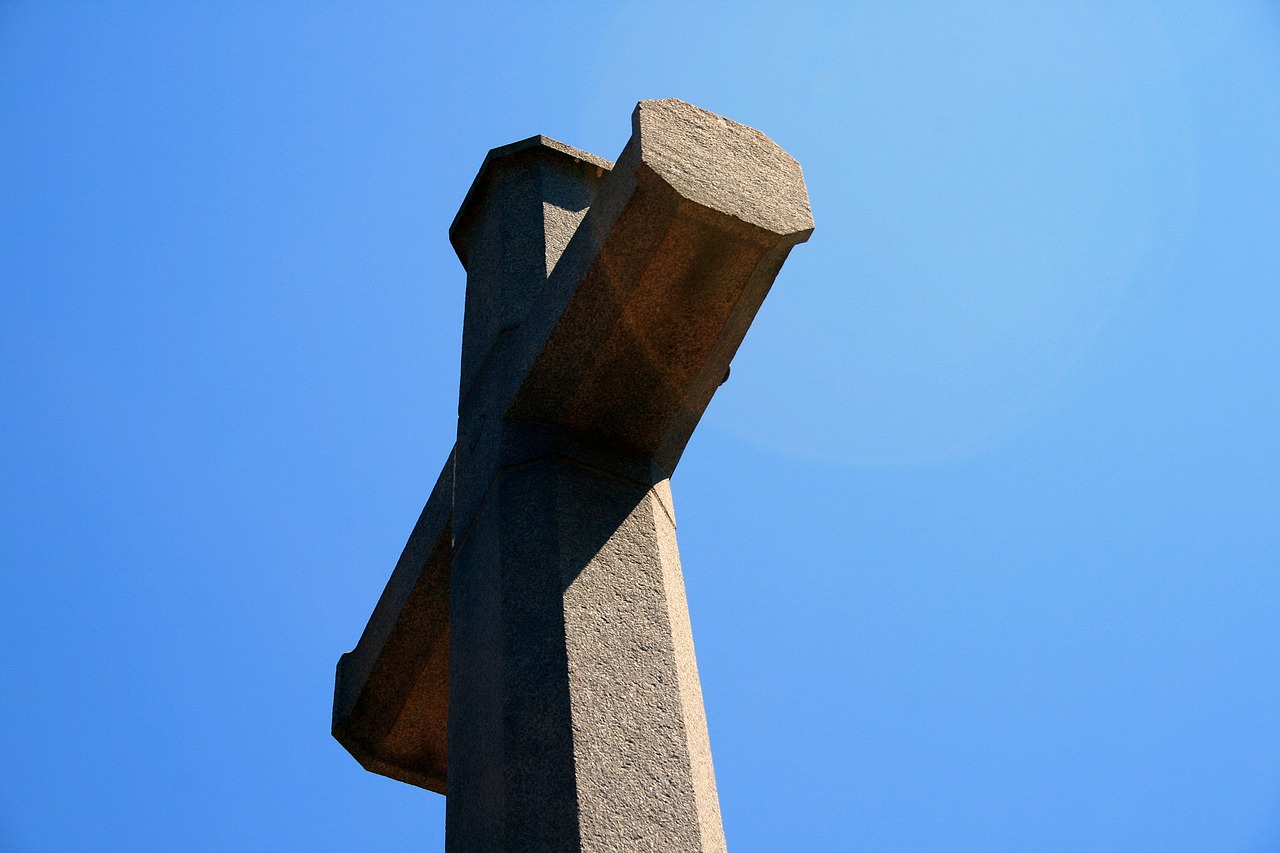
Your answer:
448;99;814;271
448;135;614;268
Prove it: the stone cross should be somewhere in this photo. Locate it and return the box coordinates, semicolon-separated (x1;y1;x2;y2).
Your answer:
333;99;812;851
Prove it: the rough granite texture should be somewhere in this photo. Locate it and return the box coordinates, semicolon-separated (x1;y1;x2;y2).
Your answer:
334;99;812;851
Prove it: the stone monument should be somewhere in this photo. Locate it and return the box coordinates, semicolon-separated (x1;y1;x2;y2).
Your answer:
334;98;812;851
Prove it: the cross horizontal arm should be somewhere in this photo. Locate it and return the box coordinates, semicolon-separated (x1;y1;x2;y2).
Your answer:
333;448;454;792
508;99;813;473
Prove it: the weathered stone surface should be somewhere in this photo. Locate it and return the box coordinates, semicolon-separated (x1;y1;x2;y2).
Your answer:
509;99;814;473
448;136;612;409
334;99;811;851
448;442;725;852
333;450;453;793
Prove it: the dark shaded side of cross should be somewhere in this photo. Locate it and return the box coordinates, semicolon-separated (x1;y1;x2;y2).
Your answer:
333;99;812;852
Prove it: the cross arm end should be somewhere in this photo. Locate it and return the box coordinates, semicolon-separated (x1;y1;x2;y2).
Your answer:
332;447;455;794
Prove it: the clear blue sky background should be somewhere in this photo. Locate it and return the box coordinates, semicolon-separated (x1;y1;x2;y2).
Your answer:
3;2;1278;850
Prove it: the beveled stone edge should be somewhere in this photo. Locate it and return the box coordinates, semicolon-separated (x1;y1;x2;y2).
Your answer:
330;707;447;794
633;98;815;241
448;135;615;268
332;447;454;794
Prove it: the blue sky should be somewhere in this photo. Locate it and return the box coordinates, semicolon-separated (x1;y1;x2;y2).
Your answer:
2;2;1279;850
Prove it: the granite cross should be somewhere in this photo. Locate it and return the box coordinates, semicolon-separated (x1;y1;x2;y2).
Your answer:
333;99;812;851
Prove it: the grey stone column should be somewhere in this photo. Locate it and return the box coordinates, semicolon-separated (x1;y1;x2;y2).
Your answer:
445;134;724;851
448;442;724;851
